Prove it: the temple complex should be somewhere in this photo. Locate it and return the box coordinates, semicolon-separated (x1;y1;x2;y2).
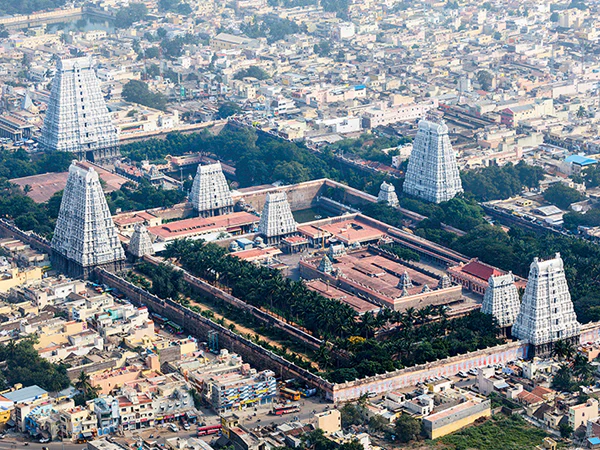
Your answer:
403;118;463;203
512;253;580;356
51;162;125;278
189;163;234;217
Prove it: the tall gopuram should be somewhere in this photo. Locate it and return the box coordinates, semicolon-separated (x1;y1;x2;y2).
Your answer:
40;56;119;162
51;162;125;278
378;181;399;207
402;118;463;203
189;163;234;217
512;253;580;356
257;192;297;243
128;223;154;259
481;272;520;335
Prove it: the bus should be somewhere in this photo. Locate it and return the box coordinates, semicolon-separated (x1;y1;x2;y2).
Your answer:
151;313;168;325
272;404;300;416
280;388;301;401
166;321;184;334
197;424;222;436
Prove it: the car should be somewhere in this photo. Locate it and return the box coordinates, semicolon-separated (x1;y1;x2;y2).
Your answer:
168;424;179;433
458;371;468;378
40;438;50;443
183;424;190;431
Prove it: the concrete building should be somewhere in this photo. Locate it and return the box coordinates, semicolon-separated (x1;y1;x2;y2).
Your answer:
203;369;277;413
402;119;463;204
512;253;580;356
422;399;491;439
189;163;234;217
40;56;119;161
377;182;399;207
569;398;598;431
257;192;297;243
481;272;521;330
128;224;154;259
51;162;125;278
315;410;341;435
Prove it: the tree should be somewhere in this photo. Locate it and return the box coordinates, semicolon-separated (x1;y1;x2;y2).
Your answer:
233;66;270;81
576;105;587;119
122;80;168;111
476;70;494;91
543;183;585;210
394;414;420;443
552;339;575;360
73;371;100;405
115;3;148;28
218;102;242;119
552;364;576;392
559;422;573;438
340;403;363;427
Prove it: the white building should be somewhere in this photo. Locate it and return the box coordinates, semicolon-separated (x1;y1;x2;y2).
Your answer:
403;119;463;204
51;162;125;278
481;272;520;329
257;192;297;243
40;56;119;161
362;99;438;129
189;163;234;217
512;253;580;355
128;224;154;258
377;182;399;207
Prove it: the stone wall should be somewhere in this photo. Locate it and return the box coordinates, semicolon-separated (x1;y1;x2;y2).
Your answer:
232;179;328;212
66;358;118;381
94;268;334;393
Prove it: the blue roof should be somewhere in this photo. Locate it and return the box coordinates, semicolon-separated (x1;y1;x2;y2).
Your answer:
589;437;600;445
4;385;47;403
565;155;597;166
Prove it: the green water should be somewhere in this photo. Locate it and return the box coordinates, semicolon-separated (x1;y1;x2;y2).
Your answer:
292;207;334;223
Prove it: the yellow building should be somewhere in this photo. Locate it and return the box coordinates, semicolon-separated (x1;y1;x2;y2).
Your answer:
315;410;342;435
0;266;42;293
569;398;598;430
423;399;491;440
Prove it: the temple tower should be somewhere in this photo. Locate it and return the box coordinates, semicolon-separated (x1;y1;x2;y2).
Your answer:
40;56;119;162
378;181;399;207
512;253;580;356
402;118;463;203
189;163;234;217
51;162;125;278
128;223;154;259
481;272;520;334
257;192;297;244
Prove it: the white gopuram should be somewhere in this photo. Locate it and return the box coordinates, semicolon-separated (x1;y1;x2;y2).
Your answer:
128;223;154;259
481;272;521;330
257;192;297;243
378;181;399;207
40;56;119;161
512;253;580;356
51;162;125;278
402;119;463;204
189;163;234;217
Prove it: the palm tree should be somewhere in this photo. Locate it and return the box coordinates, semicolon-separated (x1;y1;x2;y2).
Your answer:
552;339;575;361
573;353;594;384
74;371;100;401
577;105;586;119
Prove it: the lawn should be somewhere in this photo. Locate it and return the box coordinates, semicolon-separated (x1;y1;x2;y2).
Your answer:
432;414;552;450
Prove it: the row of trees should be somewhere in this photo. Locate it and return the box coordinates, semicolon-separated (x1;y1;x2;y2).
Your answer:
327;133;411;166
152;239;502;382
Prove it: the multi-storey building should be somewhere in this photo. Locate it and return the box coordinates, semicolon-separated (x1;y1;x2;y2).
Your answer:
403;118;463;204
51;162;125;278
40;56;119;161
512;253;580;356
203;369;277;413
257;192;297;243
377;182;399;207
481;272;521;331
189;163;234;217
127;223;154;258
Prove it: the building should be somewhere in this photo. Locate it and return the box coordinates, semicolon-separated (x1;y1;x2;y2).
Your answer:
512;253;580;356
51;162;125;278
402;119;463;204
257;192;297;243
202;369;277;413
422;399;491;439
40;56;119;161
315;410;341;435
377;182;399;207
569;398;598;431
481;272;521;331
189;163;234;217
128;224;154;259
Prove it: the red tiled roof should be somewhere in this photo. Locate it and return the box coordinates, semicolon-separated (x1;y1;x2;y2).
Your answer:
461;260;503;281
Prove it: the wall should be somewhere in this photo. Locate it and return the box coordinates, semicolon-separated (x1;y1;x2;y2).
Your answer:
232;179;327;212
